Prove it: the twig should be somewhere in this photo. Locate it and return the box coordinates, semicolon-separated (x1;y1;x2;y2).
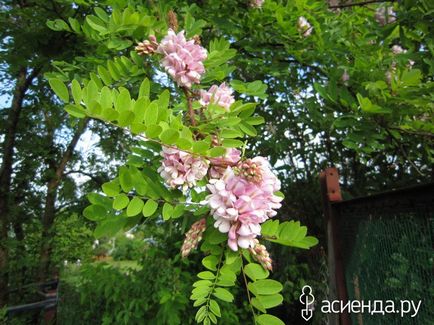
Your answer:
182;87;196;127
329;0;396;9
385;129;425;176
240;252;257;324
389;127;434;139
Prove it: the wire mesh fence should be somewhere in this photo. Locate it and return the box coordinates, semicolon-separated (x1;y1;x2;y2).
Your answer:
332;183;434;325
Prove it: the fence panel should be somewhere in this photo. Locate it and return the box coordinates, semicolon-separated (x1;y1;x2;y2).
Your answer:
322;168;434;325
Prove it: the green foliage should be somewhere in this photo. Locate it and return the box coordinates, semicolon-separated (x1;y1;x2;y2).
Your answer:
190;230;240;324
58;258;191;325
111;234;146;261
261;220;319;249
51;214;94;266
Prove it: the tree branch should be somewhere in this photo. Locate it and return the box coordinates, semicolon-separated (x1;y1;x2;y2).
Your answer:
329;0;396;9
182;87;196;127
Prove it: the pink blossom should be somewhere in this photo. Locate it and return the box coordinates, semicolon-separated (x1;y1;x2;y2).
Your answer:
200;83;235;111
391;45;406;55
205;157;283;251
158;146;209;191
209;148;241;178
157;29;207;88
341;70;349;83
297;16;313;37
250;0;265;8
375;6;396;26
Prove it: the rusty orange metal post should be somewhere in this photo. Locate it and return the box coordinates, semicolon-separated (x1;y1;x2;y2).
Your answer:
320;167;350;325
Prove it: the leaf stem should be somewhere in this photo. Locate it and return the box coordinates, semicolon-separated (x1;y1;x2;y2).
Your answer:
204;249;225;319
240;251;257;324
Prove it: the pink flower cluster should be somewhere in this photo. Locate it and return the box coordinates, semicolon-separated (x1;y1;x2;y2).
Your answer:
205;157;283;251
158;146;209;191
200;83;235;111
157;29;208;88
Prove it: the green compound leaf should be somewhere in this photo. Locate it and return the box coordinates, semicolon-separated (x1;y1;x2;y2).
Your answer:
213;287;234;302
244;263;269;281
49;78;69;102
162;202;173;220
256;314;285;325
145;124;162;138
255;294;283;309
202;255;219;271
144;101;158;125
71;80;82;105
142;199;158;217
197;271;215;280
112;193;129;210
102;180;120;197
65;104;86;118
83;204;108;221
248;279;283;296
209;299;221;317
159;128;179;144
126;197;144;217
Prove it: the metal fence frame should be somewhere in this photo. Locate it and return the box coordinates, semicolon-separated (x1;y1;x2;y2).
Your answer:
320;167;434;325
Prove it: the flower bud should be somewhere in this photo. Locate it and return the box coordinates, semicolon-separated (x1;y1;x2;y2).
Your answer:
168;10;178;32
249;239;273;271
135;35;159;55
181;218;207;258
235;159;263;184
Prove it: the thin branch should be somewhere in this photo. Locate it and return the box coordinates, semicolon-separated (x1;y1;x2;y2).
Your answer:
240;252;257;324
182;87;196;127
385;129;425;176
329;0;396;9
389;127;434;139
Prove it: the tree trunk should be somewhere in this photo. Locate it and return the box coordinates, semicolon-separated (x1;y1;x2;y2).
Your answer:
38;119;88;282
0;66;41;307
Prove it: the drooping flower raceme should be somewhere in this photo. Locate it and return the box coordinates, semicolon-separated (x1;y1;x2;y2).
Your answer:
181;218;207;258
158;146;209;191
249;239;273;271
205;157;283;251
156;29;207;88
200;83;235;111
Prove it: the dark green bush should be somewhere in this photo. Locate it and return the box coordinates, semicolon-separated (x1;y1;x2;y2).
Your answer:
57;245;246;325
